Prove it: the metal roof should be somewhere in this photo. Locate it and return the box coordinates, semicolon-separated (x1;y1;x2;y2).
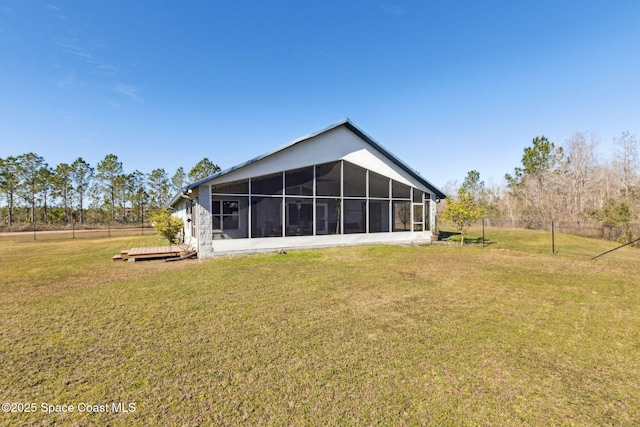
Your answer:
170;119;446;206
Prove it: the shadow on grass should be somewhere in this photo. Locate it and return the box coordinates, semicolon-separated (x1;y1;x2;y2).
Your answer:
438;230;494;246
438;231;460;241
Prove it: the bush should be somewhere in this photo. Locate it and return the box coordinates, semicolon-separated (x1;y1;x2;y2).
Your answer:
149;210;184;243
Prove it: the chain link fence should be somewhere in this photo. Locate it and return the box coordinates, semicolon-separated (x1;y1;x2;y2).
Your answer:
446;219;640;261
0;225;156;242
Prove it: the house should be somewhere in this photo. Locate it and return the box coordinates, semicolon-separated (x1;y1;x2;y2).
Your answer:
170;119;445;257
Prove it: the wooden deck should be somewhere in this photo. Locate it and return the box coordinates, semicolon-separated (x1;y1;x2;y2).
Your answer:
113;246;196;262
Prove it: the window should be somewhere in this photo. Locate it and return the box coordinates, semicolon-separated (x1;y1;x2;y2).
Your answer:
393;201;411;231
316;162;341;196
392;181;411;199
413;204;424;231
251;196;283;238
344;199;366;234
316;198;341;235
285;198;313;236
252;172;283;195
213;200;240;230
369;200;389;232
285;167;313;196
343;162;367;197
425;199;431;230
369;171;390;198
211;180;249;194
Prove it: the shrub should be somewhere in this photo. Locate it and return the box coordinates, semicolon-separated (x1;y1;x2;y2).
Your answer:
149;209;184;243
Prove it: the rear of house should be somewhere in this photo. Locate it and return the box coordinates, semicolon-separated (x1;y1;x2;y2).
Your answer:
171;120;445;257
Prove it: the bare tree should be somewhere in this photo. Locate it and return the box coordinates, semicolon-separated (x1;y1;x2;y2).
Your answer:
505;136;563;225
560;131;600;218
613;132;639;203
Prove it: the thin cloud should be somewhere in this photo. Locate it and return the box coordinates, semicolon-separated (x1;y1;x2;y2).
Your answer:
379;2;404;16
55;72;78;90
54;40;118;75
53;39;141;105
55;41;94;61
50;25;140;106
46;4;67;19
110;83;144;103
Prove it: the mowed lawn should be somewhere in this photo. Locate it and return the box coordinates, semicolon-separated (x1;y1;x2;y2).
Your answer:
1;233;639;426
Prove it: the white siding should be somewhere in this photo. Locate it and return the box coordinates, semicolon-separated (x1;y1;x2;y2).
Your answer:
211;127;431;194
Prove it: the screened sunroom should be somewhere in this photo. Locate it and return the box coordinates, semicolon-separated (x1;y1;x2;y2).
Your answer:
170;119;445;257
209;160;430;241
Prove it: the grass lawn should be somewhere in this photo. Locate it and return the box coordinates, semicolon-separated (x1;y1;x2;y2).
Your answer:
444;225;640;262
1;233;639;425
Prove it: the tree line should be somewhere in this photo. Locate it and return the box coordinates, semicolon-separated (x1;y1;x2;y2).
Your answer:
2;130;638;234
442;131;639;239
0;153;221;230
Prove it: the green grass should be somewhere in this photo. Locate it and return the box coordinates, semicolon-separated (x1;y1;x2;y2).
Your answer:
444;226;640;262
1;233;639;425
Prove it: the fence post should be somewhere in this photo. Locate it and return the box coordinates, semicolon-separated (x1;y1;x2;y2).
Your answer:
551;220;555;255
482;218;485;247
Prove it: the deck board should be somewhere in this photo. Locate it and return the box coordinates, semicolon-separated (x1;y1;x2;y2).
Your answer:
127;246;182;257
114;246;195;261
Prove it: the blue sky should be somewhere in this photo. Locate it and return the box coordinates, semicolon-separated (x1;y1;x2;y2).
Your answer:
2;1;639;189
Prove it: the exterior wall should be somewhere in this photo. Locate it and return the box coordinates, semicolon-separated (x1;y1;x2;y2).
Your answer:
172;200;189;241
173;189;201;248
197;185;215;258
428;194;437;232
203;230;433;256
213;127;422;190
